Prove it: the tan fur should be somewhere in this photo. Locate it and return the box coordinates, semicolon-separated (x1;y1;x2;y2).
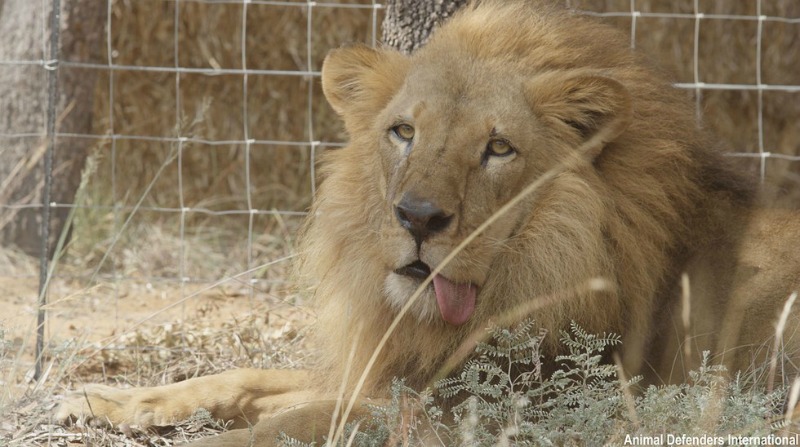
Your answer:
56;1;800;445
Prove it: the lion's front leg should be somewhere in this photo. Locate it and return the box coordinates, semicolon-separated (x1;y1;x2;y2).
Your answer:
184;399;376;447
56;368;312;429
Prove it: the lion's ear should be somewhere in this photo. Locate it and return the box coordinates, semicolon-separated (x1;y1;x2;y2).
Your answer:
527;73;632;159
321;45;409;128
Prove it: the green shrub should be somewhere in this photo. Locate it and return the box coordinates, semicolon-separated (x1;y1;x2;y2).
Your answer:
284;320;795;446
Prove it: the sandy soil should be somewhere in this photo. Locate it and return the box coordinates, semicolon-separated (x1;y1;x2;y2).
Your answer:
0;240;314;445
0;272;314;400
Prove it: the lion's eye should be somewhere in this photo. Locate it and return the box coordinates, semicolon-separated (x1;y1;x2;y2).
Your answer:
486;139;514;157
391;124;415;141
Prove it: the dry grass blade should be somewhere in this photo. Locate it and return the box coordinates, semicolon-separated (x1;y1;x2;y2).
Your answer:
769;292;797;394
785;377;800;427
613;351;640;428
87;146;179;284
681;273;692;362
327;324;362;445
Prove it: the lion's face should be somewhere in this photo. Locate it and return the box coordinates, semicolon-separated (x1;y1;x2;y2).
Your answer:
321;43;630;327
374;63;555;326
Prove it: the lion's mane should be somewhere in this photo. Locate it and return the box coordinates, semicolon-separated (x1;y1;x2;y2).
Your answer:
303;0;754;395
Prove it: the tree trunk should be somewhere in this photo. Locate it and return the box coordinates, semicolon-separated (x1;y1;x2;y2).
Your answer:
381;0;469;53
0;0;105;258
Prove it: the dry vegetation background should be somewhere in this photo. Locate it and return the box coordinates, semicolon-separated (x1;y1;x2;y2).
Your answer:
0;0;799;444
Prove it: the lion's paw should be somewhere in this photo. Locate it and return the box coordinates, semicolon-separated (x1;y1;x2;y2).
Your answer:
55;384;185;428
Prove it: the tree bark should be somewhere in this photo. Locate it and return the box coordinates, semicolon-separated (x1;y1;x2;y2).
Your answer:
0;0;106;258
381;0;469;53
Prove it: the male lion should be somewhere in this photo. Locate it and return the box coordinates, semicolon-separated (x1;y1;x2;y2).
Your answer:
57;0;800;444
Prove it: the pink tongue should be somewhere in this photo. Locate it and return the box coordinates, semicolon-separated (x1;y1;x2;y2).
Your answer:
432;274;477;326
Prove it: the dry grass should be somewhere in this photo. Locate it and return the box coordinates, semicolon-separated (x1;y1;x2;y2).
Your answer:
4;395;229;446
82;0;383;216
0;259;313;445
573;0;800;201
1;0;799;445
0;211;310;445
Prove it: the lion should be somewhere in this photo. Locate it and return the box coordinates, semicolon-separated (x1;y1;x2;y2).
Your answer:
56;0;800;445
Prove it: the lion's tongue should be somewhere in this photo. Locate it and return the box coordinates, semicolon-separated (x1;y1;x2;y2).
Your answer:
432;274;477;326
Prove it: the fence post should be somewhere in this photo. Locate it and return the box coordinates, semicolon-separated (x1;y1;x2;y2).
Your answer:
34;0;63;381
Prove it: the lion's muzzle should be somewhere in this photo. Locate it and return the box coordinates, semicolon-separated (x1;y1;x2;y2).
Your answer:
391;193;477;325
394;192;453;246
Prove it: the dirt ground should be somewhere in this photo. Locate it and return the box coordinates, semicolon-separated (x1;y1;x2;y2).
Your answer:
0;267;314;445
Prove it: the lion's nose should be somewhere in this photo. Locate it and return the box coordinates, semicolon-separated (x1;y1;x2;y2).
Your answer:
394;193;453;244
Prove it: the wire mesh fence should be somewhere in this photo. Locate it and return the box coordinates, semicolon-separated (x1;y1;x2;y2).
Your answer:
0;0;798;387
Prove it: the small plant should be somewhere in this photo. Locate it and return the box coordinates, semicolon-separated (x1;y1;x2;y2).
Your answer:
357;380;449;446
283;320;796;446
631;352;788;441
277;380;450;447
437;320;628;446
